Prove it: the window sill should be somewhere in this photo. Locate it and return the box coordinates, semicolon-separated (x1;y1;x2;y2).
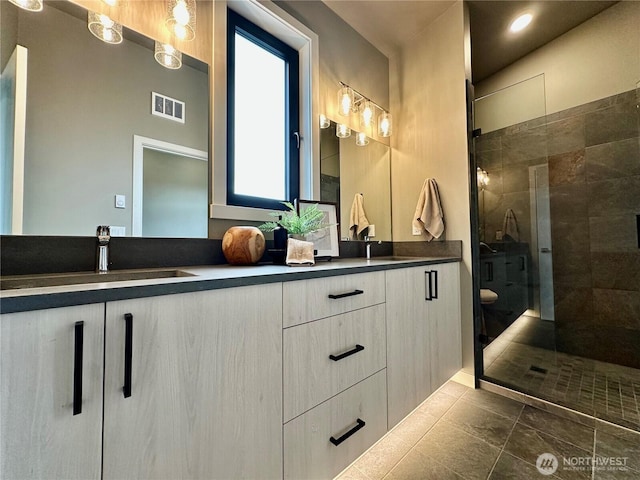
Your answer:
209;204;274;222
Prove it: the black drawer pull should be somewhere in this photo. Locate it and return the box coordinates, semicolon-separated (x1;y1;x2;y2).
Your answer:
123;313;133;398
425;271;432;301
329;344;365;361
432;270;438;300
330;418;366;446
73;321;84;415
328;289;364;300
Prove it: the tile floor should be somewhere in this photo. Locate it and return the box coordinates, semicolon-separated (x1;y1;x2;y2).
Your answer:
336;381;640;480
483;315;640;432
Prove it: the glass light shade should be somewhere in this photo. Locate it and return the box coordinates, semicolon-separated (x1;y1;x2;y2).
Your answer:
8;0;43;11
355;132;369;146
510;13;532;33
88;12;123;44
166;0;196;41
477;167;490;187
336;124;351;138
360;100;374;128
337;86;354;117
319;114;330;129
378;111;392;137
154;42;182;69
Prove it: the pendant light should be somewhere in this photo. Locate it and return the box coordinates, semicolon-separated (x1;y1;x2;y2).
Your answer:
166;0;196;41
8;0;43;12
378;111;393;137
355;132;369;146
154;41;182;69
336;124;351;138
88;12;123;44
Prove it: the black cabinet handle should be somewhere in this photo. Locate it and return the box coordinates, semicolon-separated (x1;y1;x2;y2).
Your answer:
520;256;526;271
486;261;494;282
425;271;432;301
123;313;133;398
73;321;84;415
329;418;366;446
328;289;364;299
432;270;439;300
329;344;365;361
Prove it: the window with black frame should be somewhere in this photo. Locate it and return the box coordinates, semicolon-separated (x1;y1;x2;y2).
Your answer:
227;9;299;210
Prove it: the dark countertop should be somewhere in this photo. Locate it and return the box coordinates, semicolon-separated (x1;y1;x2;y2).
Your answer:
1;256;461;314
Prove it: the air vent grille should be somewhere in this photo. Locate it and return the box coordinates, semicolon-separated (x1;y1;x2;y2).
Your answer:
151;92;185;123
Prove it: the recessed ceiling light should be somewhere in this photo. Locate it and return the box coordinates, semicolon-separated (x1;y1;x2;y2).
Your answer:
510;13;533;33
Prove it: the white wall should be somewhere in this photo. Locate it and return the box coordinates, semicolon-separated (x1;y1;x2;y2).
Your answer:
390;1;474;374
476;1;640;115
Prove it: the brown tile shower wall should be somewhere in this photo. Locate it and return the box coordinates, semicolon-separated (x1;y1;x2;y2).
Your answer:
477;89;640;368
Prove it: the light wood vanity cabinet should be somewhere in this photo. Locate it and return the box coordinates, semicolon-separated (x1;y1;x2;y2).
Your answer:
385;262;461;429
1;260;462;480
1;304;105;480
103;283;283;480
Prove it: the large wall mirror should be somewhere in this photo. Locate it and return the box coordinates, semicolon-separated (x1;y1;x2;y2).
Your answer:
0;1;209;238
320;121;392;241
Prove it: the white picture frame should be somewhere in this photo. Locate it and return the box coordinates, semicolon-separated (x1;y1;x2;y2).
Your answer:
298;200;340;258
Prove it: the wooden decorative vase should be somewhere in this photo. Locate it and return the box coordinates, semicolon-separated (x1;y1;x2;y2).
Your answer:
222;226;266;265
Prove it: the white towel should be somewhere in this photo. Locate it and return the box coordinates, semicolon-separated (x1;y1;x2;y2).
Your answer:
349;193;370;240
413;178;444;241
503;209;520;242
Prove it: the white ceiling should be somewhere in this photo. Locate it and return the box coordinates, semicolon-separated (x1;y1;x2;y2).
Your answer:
322;1;617;82
322;1;455;58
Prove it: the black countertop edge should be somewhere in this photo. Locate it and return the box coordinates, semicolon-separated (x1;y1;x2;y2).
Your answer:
1;257;460;314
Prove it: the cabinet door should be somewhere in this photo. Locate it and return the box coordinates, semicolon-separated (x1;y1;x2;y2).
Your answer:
1;304;104;480
385;267;431;429
427;262;462;391
103;284;282;480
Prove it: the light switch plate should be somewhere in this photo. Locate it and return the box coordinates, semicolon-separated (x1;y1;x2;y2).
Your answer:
110;226;126;236
115;194;126;209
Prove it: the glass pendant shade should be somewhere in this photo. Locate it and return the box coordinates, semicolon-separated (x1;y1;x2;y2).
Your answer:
355;132;369;146
378;111;393;137
166;0;196;41
8;0;43;11
319;114;330;129
88;12;123;44
154;42;182;69
360;100;374;129
337;86;354;117
336;124;351;138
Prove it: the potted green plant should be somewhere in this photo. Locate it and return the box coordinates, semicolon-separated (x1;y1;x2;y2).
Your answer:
259;201;330;237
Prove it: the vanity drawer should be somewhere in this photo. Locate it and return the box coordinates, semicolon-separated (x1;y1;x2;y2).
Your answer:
284;370;387;480
283;271;385;328
284;304;386;422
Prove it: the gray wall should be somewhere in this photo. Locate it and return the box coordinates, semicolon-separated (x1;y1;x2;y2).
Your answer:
12;3;208;235
142;149;207;238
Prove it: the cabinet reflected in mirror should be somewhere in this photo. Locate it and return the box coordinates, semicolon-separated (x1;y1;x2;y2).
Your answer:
320;121;392;241
0;1;209;238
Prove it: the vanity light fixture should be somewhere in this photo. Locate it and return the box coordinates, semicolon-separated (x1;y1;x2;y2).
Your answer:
335;123;351;138
155;41;182;69
338;81;392;137
319;114;331;129
510;13;533;33
8;0;43;12
166;0;196;41
88;12;123;44
355;132;369;147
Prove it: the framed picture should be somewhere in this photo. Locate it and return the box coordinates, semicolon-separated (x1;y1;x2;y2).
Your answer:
298;200;340;258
